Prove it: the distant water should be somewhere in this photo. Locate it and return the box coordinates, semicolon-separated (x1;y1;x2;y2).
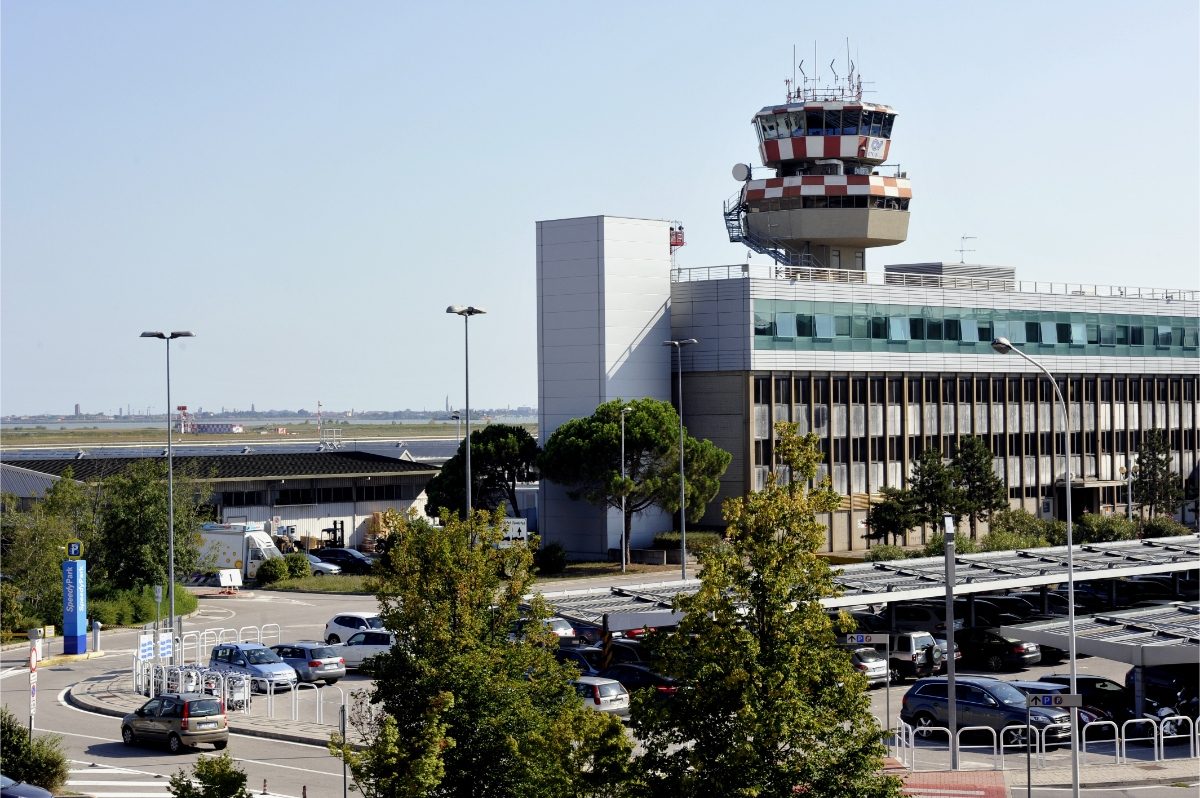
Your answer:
2;415;536;431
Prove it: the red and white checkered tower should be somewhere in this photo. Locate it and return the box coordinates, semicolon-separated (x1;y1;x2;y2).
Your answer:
724;59;911;270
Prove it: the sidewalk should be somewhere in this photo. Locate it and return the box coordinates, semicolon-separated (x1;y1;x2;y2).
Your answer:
64;654;363;748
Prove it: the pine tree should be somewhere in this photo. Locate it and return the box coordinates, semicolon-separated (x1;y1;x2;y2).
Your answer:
1133;429;1184;519
950;436;1008;539
632;423;902;798
907;447;956;531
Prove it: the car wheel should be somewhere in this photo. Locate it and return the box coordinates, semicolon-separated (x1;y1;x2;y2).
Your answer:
1002;727;1027;747
326;634;340;644
313;570;323;577
889;668;905;684
213;740;228;750
913;711;938;737
324;678;339;685
167;733;184;754
121;725;136;746
985;655;1005;672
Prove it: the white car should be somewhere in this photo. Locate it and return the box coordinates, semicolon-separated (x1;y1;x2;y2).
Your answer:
572;676;631;717
337;630;395;671
307;554;342;576
324;612;384;644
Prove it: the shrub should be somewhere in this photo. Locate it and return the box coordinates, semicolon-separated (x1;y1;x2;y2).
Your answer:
0;706;69;793
652;532;724;553
863;544;909;562
980;528;1049;552
1141;515;1193;537
533;541;567;575
89;585;200;627
168;752;251;798
254;558;289;586
1075;513;1138;544
284;553;311;579
921;532;979;557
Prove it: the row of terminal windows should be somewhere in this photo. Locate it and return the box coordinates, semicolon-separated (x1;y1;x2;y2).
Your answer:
756;375;1198;405
748;196;911;211
222;483;420;507
758;109;896;140
752;301;1199;353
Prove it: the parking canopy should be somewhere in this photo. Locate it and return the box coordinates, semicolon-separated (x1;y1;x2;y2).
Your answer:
1002;601;1200;667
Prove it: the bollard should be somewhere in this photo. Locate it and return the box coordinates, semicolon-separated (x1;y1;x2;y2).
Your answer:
302;788;306;798
262;778;267;794
91;620;103;653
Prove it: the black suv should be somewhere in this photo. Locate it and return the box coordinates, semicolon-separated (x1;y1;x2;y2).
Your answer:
311;547;377;575
900;676;1071;745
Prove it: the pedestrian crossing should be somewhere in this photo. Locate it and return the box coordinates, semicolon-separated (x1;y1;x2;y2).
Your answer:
64;762;295;798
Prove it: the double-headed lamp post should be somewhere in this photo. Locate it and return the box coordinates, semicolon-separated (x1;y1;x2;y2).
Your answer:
140;330;194;654
619;405;632;573
663;338;698;579
1119;464;1139;521
992;336;1079;798
447;306;486;517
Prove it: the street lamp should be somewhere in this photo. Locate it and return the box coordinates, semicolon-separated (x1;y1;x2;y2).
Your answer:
619;405;632;574
1119;463;1139;522
140;330;194;657
663;338;698;579
450;412;462;447
447;306;486;517
991;336;1079;798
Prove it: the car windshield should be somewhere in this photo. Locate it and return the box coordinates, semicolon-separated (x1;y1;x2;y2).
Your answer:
364;616;385;629
596;682;625;698
347;550;371;560
987;681;1029;705
310;646;337;659
245;649;280;665
854;648;883;662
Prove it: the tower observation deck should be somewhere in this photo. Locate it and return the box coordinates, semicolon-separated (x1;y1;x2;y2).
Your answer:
725;65;911;269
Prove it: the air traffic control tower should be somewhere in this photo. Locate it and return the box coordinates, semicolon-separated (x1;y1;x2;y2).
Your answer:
724;65;911;271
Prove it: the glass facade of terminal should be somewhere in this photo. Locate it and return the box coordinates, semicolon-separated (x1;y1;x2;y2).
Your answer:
752;299;1200;357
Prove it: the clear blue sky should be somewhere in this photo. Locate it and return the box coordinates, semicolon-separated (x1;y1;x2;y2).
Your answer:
3;1;1197;417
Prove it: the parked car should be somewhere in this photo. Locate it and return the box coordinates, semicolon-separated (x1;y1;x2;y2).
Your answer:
891;602;965;635
1124;665;1199;715
900;676;1071;745
580;639;648;667
311;547;377;575
269;641;346;685
1041;674;1134;723
974;594;1041;620
1010;591;1083;618
306;553;342;576
325;611;385;644
337;630;395;671
120;692;229;753
848;647;888;687
931;636;961;673
508;616;576;642
554;646;603;676
877;631;941;682
209;642;297;693
572;676;631;717
1008;681;1106;728
0;774;53;798
956;627;1041;672
599;663;678;697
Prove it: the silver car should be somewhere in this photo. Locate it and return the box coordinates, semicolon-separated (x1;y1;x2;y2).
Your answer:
270;642;346;685
572;676;631;718
306;554;342;576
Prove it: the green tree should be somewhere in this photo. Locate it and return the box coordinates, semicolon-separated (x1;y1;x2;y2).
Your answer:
0;706;69;793
949;436;1008;539
1133;430;1184;519
632;423;902;798
1074;513;1138;544
424;424;539;519
168;752;251;798
540;398;731;564
330;508;635;797
864;486;918;545
907;448;957;530
93;460;213;592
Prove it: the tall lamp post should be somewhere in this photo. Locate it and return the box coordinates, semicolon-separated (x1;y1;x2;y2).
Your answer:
991;337;1079;798
447;306;486;517
140;330;194;656
619;405;632;573
1119;464;1139;522
663;338;698;579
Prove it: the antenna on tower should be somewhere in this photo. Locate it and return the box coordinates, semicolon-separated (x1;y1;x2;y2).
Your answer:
956;235;978;263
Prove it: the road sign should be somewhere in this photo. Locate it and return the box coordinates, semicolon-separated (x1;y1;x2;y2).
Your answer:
30;671;37;716
66;538;83;559
29;648;37;673
1027;693;1083;708
844;633;882;645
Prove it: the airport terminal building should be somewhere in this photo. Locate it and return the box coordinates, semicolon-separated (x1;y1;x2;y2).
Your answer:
536;74;1199;557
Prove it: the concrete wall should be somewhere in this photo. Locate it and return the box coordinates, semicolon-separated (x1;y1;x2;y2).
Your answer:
536;216;675;558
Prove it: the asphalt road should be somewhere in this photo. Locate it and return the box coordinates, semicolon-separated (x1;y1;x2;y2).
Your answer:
2;588;380;797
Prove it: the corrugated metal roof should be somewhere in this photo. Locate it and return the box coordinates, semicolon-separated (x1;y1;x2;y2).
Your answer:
0;462;62;499
1003;602;1200;666
2;451;439;482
